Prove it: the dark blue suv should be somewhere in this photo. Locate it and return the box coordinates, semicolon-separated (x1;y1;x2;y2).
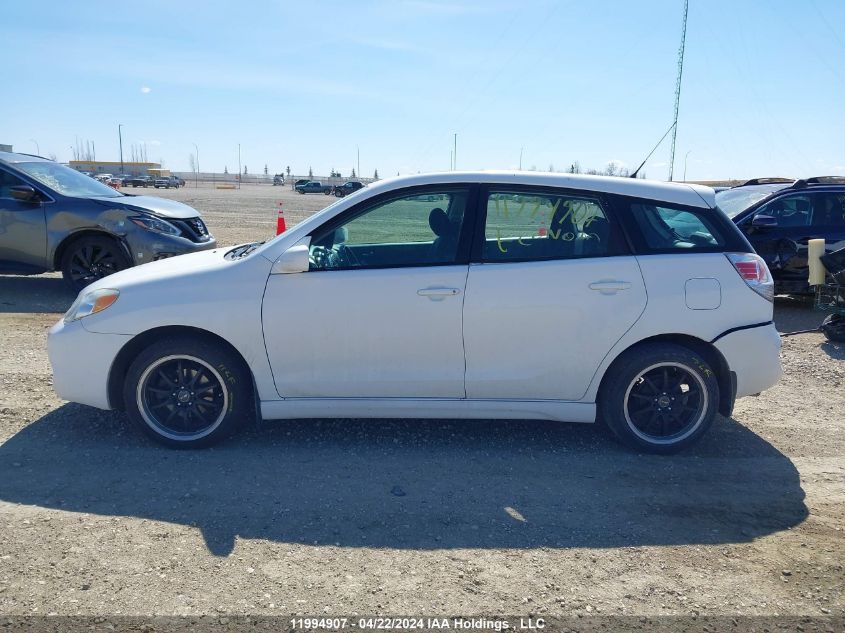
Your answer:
716;177;845;294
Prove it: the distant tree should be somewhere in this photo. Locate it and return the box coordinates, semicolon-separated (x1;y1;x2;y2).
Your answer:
286;166;291;177
373;169;379;180
568;161;580;174
224;166;228;174
243;165;248;175
264;164;268;175
308;166;313;178
351;168;356;178
548;164;555;172
604;162;618;177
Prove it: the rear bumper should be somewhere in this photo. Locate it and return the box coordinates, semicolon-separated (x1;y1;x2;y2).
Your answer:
714;322;782;398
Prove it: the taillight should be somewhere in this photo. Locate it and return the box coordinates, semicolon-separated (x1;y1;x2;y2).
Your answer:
726;252;774;302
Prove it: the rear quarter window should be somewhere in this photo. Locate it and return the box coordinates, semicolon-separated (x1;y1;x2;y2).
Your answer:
615;195;747;254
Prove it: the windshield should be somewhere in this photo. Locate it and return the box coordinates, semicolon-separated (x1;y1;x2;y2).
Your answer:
15;161;124;198
715;184;787;218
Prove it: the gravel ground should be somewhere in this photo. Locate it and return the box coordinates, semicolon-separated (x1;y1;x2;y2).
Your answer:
0;184;842;620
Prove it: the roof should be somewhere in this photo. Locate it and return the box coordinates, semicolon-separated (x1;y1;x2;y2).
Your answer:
0;151;52;164
367;171;715;209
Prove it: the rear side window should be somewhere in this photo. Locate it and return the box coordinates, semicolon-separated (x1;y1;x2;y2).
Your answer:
626;200;731;252
481;190;626;262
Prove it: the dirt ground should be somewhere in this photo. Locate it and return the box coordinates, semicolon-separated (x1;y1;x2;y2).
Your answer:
0;184;842;621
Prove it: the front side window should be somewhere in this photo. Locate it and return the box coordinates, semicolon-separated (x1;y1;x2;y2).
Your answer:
308;189;469;270
629;201;728;251
756;194;812;227
0;169;28;200
482;190;618;262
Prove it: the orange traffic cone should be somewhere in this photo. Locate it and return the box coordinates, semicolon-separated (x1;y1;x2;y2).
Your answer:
276;202;286;235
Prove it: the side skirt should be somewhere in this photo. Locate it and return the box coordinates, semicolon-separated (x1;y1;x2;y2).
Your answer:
260;398;596;423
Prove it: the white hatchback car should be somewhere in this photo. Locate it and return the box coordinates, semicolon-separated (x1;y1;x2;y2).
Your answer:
48;172;782;453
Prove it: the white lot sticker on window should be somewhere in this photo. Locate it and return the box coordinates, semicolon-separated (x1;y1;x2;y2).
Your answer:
483;192;609;261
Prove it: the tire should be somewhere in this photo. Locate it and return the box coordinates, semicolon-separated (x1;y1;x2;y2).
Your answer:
822;314;845;342
60;235;131;292
123;336;253;448
598;343;719;454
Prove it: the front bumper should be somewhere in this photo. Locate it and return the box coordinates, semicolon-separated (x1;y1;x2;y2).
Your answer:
48;318;132;410
124;230;217;266
714;322;782;398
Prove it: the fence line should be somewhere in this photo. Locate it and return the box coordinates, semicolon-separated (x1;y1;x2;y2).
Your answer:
172;172;376;186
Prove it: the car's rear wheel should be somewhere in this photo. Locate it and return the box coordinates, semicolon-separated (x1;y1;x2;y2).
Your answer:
598;343;719;454
60;235;131;292
124;337;252;448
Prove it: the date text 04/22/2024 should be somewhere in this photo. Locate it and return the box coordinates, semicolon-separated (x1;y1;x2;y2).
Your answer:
289;617;546;630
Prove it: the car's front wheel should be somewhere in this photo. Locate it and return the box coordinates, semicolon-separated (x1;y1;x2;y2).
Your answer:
599;343;719;454
60;235;131;291
124;336;253;448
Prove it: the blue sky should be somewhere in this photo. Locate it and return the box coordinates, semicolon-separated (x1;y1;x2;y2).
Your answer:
2;0;843;180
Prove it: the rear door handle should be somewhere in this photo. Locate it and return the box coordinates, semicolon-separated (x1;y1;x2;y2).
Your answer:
417;287;461;297
589;280;632;294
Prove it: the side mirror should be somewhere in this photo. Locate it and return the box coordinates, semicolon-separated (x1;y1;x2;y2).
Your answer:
10;185;39;203
751;214;778;228
271;244;310;274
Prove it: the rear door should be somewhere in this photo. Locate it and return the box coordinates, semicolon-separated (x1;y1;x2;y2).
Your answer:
0;168;48;272
462;186;647;401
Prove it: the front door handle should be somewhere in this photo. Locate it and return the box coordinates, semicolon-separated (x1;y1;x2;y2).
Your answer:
417;287;461;297
589;280;631;294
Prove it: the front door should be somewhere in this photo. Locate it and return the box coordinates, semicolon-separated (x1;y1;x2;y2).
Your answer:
463;187;647;401
262;186;474;399
746;191;845;285
0;169;47;272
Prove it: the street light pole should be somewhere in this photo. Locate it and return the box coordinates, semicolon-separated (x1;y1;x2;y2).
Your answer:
683;150;692;182
238;144;241;189
357;145;360;179
192;143;199;188
118;124;124;175
29;139;40;155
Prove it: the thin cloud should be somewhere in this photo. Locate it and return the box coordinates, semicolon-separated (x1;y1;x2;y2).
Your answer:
140;86;151;94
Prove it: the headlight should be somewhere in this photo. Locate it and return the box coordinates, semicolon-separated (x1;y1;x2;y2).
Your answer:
129;214;182;236
64;288;120;323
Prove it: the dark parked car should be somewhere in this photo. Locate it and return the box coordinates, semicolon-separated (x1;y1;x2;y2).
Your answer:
154;176;182;189
717;177;845;293
0;151;217;291
333;180;365;197
128;175;154;187
295;180;332;194
273;174;285;186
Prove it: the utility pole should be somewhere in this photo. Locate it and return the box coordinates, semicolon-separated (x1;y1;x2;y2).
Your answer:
519;147;523;170
192;143;199;188
118;124;124;175
453;133;457;171
30;139;40;155
238;144;242;189
357;145;360;179
668;0;689;182
450;150;453;171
